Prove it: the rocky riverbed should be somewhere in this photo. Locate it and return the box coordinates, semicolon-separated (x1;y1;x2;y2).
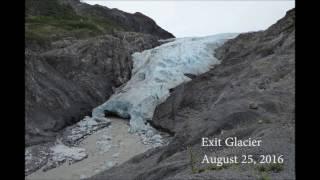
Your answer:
26;117;171;179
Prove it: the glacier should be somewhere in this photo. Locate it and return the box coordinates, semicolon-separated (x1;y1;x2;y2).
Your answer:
92;33;238;133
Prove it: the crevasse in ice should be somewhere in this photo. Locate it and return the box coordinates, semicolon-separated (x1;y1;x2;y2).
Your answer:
92;33;238;132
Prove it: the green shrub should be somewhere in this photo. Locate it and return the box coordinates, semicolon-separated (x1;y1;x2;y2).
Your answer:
256;163;284;173
259;172;271;180
25;0;125;43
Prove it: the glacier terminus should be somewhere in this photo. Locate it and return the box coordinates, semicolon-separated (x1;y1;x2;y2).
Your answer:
92;33;238;133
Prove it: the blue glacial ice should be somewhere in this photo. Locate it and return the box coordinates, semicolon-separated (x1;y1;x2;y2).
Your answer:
92;33;238;133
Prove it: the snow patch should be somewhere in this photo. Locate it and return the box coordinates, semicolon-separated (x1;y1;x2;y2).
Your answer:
62;116;111;145
43;144;88;171
50;144;87;162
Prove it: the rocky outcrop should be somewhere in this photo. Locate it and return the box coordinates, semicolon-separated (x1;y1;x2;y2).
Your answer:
25;32;163;146
91;8;295;180
25;0;174;146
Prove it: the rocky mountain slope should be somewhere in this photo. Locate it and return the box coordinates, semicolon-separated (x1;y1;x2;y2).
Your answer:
25;0;174;146
26;0;173;50
91;8;295;180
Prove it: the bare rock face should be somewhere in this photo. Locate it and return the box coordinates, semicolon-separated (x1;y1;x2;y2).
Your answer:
25;0;174;146
25;32;161;146
91;9;295;180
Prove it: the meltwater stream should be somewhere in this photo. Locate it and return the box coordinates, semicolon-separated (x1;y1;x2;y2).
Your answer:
26;33;237;179
26;117;161;180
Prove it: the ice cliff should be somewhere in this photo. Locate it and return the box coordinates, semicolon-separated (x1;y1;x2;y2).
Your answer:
92;33;238;132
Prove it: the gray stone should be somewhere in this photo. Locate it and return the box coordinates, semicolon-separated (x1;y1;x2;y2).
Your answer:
249;102;259;110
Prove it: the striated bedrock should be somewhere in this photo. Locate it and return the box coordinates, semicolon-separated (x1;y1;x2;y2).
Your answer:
92;33;237;133
91;8;295;180
25;32;163;146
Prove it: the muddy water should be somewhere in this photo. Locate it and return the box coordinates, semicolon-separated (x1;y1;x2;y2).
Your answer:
26;117;151;180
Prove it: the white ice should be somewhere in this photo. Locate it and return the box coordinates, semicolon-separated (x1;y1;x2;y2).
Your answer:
92;33;238;132
50;144;87;163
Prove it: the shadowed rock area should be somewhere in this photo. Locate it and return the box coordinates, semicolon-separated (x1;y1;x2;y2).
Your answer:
91;8;295;180
25;0;174;146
